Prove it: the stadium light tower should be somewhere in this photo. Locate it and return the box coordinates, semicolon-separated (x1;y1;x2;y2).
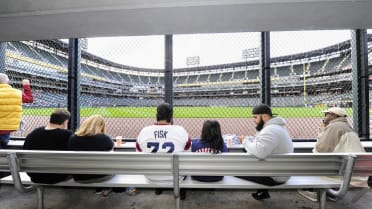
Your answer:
80;38;88;51
242;48;258;62
186;56;200;67
242;48;258;79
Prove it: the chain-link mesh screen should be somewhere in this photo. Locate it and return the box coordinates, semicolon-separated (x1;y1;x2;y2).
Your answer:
4;30;366;140
366;29;372;139
5;40;69;138
173;33;260;138
78;36;164;138
271;30;353;139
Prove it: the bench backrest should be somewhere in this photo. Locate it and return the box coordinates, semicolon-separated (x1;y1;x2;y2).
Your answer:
7;150;173;176
5;150;174;196
0;150;10;172
174;152;356;200
2;151;360;179
352;153;372;176
175;152;354;177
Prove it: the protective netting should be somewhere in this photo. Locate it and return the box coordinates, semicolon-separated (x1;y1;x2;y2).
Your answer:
2;30;369;140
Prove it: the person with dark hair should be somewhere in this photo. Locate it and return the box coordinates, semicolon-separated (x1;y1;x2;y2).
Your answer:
191;120;227;182
239;104;293;200
156;102;173;123
136;102;191;198
136;103;191;156
0;73;33;149
23;109;72;184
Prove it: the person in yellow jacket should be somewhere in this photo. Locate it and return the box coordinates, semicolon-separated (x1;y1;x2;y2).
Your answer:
0;73;33;149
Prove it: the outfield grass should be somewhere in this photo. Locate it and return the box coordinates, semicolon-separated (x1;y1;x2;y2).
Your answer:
23;106;352;118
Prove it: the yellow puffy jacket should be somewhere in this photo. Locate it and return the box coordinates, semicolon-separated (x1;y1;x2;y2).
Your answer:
0;84;22;131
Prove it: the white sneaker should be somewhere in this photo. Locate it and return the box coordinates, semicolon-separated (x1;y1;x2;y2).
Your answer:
298;190;318;202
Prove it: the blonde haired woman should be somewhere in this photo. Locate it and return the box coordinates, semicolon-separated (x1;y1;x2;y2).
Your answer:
68;115;115;195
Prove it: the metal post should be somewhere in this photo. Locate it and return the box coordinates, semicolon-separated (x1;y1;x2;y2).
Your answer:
260;32;271;106
0;42;7;73
6;153;35;193
318;189;326;209
164;35;173;107
37;187;45;209
303;64;307;107
67;38;81;131
351;30;370;139
172;155;180;209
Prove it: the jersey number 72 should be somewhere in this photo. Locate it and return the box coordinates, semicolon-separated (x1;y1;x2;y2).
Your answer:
147;142;175;153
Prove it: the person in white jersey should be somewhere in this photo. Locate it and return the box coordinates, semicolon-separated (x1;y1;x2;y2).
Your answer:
136;102;191;198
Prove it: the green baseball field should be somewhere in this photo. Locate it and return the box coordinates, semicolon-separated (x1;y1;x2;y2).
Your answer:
22;106;354;118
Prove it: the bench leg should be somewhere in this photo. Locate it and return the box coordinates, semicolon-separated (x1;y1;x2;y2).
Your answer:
37;186;44;209
175;196;181;209
318;189;326;209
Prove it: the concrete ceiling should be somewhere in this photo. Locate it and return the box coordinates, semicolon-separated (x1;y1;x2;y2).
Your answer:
1;0;372;41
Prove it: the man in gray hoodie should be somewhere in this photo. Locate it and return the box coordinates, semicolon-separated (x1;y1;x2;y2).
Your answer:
240;104;294;200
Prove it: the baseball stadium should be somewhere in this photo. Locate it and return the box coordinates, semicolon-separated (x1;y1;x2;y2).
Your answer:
3;34;372;139
0;1;372;209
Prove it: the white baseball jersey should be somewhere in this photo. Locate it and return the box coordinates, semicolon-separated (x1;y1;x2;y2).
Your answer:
136;124;191;181
136;124;191;153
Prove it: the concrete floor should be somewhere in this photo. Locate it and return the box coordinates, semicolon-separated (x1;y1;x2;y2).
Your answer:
0;185;371;209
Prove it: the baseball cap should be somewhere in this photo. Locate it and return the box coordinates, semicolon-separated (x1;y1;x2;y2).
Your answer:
252;104;276;116
321;107;347;117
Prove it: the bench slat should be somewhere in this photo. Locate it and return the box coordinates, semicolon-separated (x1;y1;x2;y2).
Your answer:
0;152;10;172
15;151;173;175
0;150;366;209
180;176;342;189
177;153;349;176
353;153;372;176
0;172;173;188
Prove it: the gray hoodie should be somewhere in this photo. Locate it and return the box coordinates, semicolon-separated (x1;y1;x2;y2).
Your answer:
244;117;294;182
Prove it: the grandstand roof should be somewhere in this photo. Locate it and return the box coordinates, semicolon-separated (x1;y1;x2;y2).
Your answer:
36;40;155;71
1;0;372;41
34;34;372;74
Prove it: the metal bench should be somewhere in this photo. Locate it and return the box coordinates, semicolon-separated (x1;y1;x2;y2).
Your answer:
343;153;372;202
1;150;368;209
0;150;10;172
173;152;356;209
352;153;372;176
0;150;12;180
1;150;174;209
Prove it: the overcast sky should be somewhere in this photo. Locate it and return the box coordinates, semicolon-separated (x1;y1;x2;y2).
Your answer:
80;30;365;69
